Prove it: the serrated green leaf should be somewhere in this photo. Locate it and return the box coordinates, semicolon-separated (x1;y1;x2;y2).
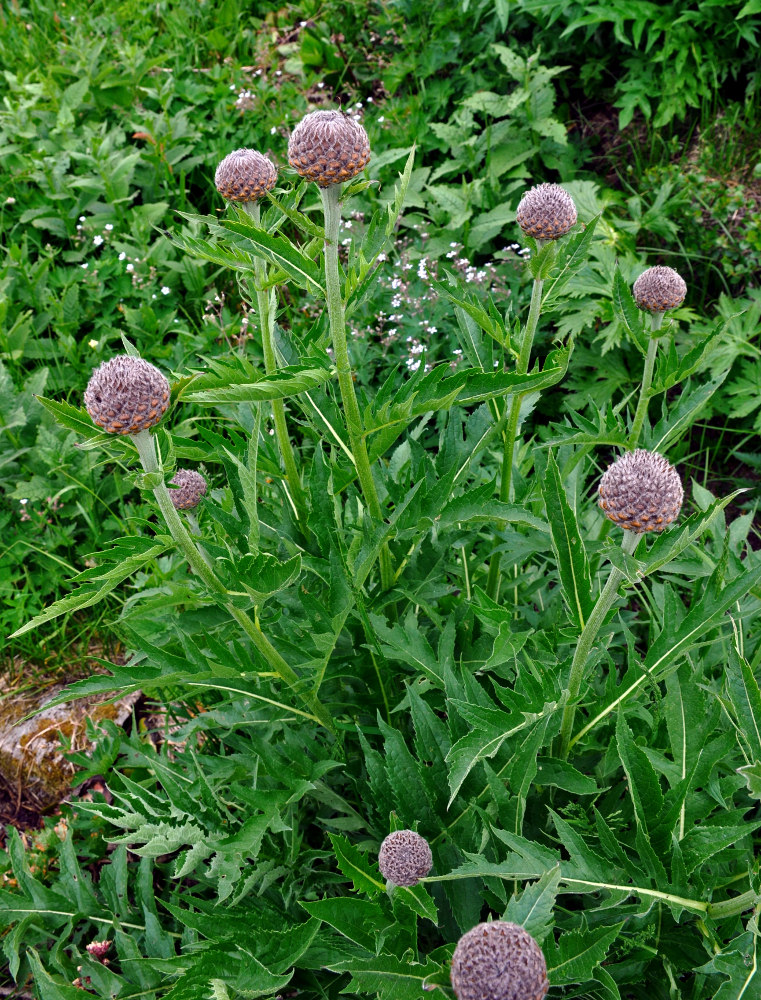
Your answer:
544;923;624;986
330;834;385;895
541;451;594;629
615;711;663;834
301;897;386;951
184;364;334;404
541;215;600;309
725;647;761;761
327;953;442;1000
395;882;438;925
9;536;172;638
612;265;647;354
503;866;560;942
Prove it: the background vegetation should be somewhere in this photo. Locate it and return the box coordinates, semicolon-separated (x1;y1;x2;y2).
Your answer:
1;0;760;997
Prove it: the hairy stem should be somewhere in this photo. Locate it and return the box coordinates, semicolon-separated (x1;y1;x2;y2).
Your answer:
485;262;545;601
243;201;306;521
628;312;664;449
557;528;640;758
320;183;393;591
132;430;333;731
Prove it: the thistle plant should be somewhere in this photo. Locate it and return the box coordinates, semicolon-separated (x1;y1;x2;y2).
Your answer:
215;149;306;519
628;264;687;448
486;182;577;600
85;354;333;731
289;110;393;590
451;922;548;1000
557;448;684;758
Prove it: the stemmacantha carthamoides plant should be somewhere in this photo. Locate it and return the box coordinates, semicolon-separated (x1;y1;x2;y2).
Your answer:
10;94;760;1000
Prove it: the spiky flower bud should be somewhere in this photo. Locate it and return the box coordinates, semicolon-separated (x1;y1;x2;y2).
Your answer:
633;265;687;312
598;449;683;533
84;356;170;435
215;149;277;202
288;110;371;188
516;183;577;240
378;830;432;887
451;921;548;1000
168;469;207;510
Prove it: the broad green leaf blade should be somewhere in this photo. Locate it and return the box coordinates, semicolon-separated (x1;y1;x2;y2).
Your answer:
9;537;172;638
184;364;334;404
330;834;385;895
541;451;594;629
612;265;647;354
300;898;386;952
725;647;761;761
327;954;442;1000
35;395;109;441
220;217;325;294
503;866;561;942
543;923;624;986
615;711;663;834
541;214;601;309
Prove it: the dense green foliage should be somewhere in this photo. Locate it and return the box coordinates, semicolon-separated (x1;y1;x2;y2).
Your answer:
1;1;761;999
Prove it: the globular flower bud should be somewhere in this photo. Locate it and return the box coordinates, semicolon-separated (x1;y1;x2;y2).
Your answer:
598;449;683;533
378;830;432;887
215;149;277;202
168;469;207;510
84;356;170;435
516;183;577;240
633;265;687;312
451;921;548;1000
288;109;371;188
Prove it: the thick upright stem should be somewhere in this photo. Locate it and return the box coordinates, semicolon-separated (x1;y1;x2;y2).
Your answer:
320;184;393;591
131;430;333;731
485;266;545;600
628;312;664;450
557;528;640;758
244;202;306;519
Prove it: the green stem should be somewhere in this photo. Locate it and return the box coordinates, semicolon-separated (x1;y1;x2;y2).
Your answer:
485;265;545;601
557;528;640;758
628;312;664;450
243;202;306;520
320;183;393;591
131;430;333;731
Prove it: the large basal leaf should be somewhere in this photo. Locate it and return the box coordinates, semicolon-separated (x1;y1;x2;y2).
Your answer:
541;451;594;629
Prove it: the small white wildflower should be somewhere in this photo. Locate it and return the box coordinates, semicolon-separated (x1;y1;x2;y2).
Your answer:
377;252;387;262
88;339;99;348
366;96;373;103
230;84;236;90
299;19;307;26
151;294;156;299
342;237;352;246
429;326;437;334
271;126;277;134
388;328;397;335
378;115;385;123
126;263;134;271
118;252;126;260
92;235;103;246
450;242;458;247
104;223;113;231
343;220;352;229
161;286;170;295
5;196;15;205
275;70;282;76
20;499;28;505
81;262;88;269
317;81;324;89
79;216;86;222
